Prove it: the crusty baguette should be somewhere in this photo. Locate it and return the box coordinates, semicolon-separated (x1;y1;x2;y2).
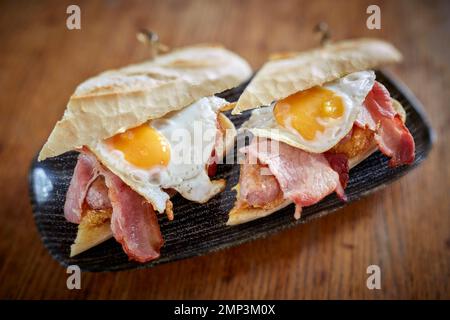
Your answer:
39;45;251;161
227;99;406;226
70;112;238;257
232;38;401;114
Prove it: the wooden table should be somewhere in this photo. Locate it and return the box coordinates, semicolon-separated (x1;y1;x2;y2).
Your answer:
1;0;449;299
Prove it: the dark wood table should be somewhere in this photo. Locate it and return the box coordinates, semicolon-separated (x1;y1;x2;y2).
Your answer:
1;0;449;299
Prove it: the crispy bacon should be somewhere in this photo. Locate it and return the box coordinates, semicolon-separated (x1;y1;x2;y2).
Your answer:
242;138;345;219
64;151;163;262
357;81;415;166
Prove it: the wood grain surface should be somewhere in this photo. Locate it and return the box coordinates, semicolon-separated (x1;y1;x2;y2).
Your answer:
0;0;449;299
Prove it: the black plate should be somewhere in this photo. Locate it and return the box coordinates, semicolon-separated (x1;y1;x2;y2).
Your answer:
29;71;435;272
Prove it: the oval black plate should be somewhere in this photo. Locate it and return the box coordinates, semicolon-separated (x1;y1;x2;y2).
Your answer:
29;71;434;272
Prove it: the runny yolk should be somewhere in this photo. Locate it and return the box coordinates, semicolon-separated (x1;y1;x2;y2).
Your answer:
273;86;345;141
106;124;170;169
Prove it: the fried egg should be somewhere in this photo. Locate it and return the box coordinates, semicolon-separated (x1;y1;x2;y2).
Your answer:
89;96;229;213
242;71;376;153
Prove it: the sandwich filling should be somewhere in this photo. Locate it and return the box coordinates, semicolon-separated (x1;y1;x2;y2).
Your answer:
64;98;230;262
234;76;415;219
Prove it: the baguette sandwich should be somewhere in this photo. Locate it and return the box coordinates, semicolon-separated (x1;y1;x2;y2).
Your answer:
228;39;415;225
39;45;252;262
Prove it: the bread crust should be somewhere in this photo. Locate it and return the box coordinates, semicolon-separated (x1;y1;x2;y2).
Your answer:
227;100;407;226
39;45;251;161
232;38;401;114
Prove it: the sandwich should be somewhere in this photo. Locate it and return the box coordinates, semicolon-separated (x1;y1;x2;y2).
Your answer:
39;45;252;262
227;39;415;225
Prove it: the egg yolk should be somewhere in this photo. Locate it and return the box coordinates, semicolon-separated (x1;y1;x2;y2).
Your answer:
273;86;344;140
106;124;170;169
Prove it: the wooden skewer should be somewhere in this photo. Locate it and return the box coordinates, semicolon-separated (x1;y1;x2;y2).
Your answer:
136;29;170;59
314;22;331;46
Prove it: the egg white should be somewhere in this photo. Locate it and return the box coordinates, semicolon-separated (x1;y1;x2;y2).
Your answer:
242;71;376;153
89;96;228;213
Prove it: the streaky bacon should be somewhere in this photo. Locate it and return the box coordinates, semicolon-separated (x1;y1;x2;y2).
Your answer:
324;153;349;200
103;170;163;263
64;152;101;223
64;150;163;262
85;177;111;210
243;138;346;219
356;81;415;166
239;162;283;207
